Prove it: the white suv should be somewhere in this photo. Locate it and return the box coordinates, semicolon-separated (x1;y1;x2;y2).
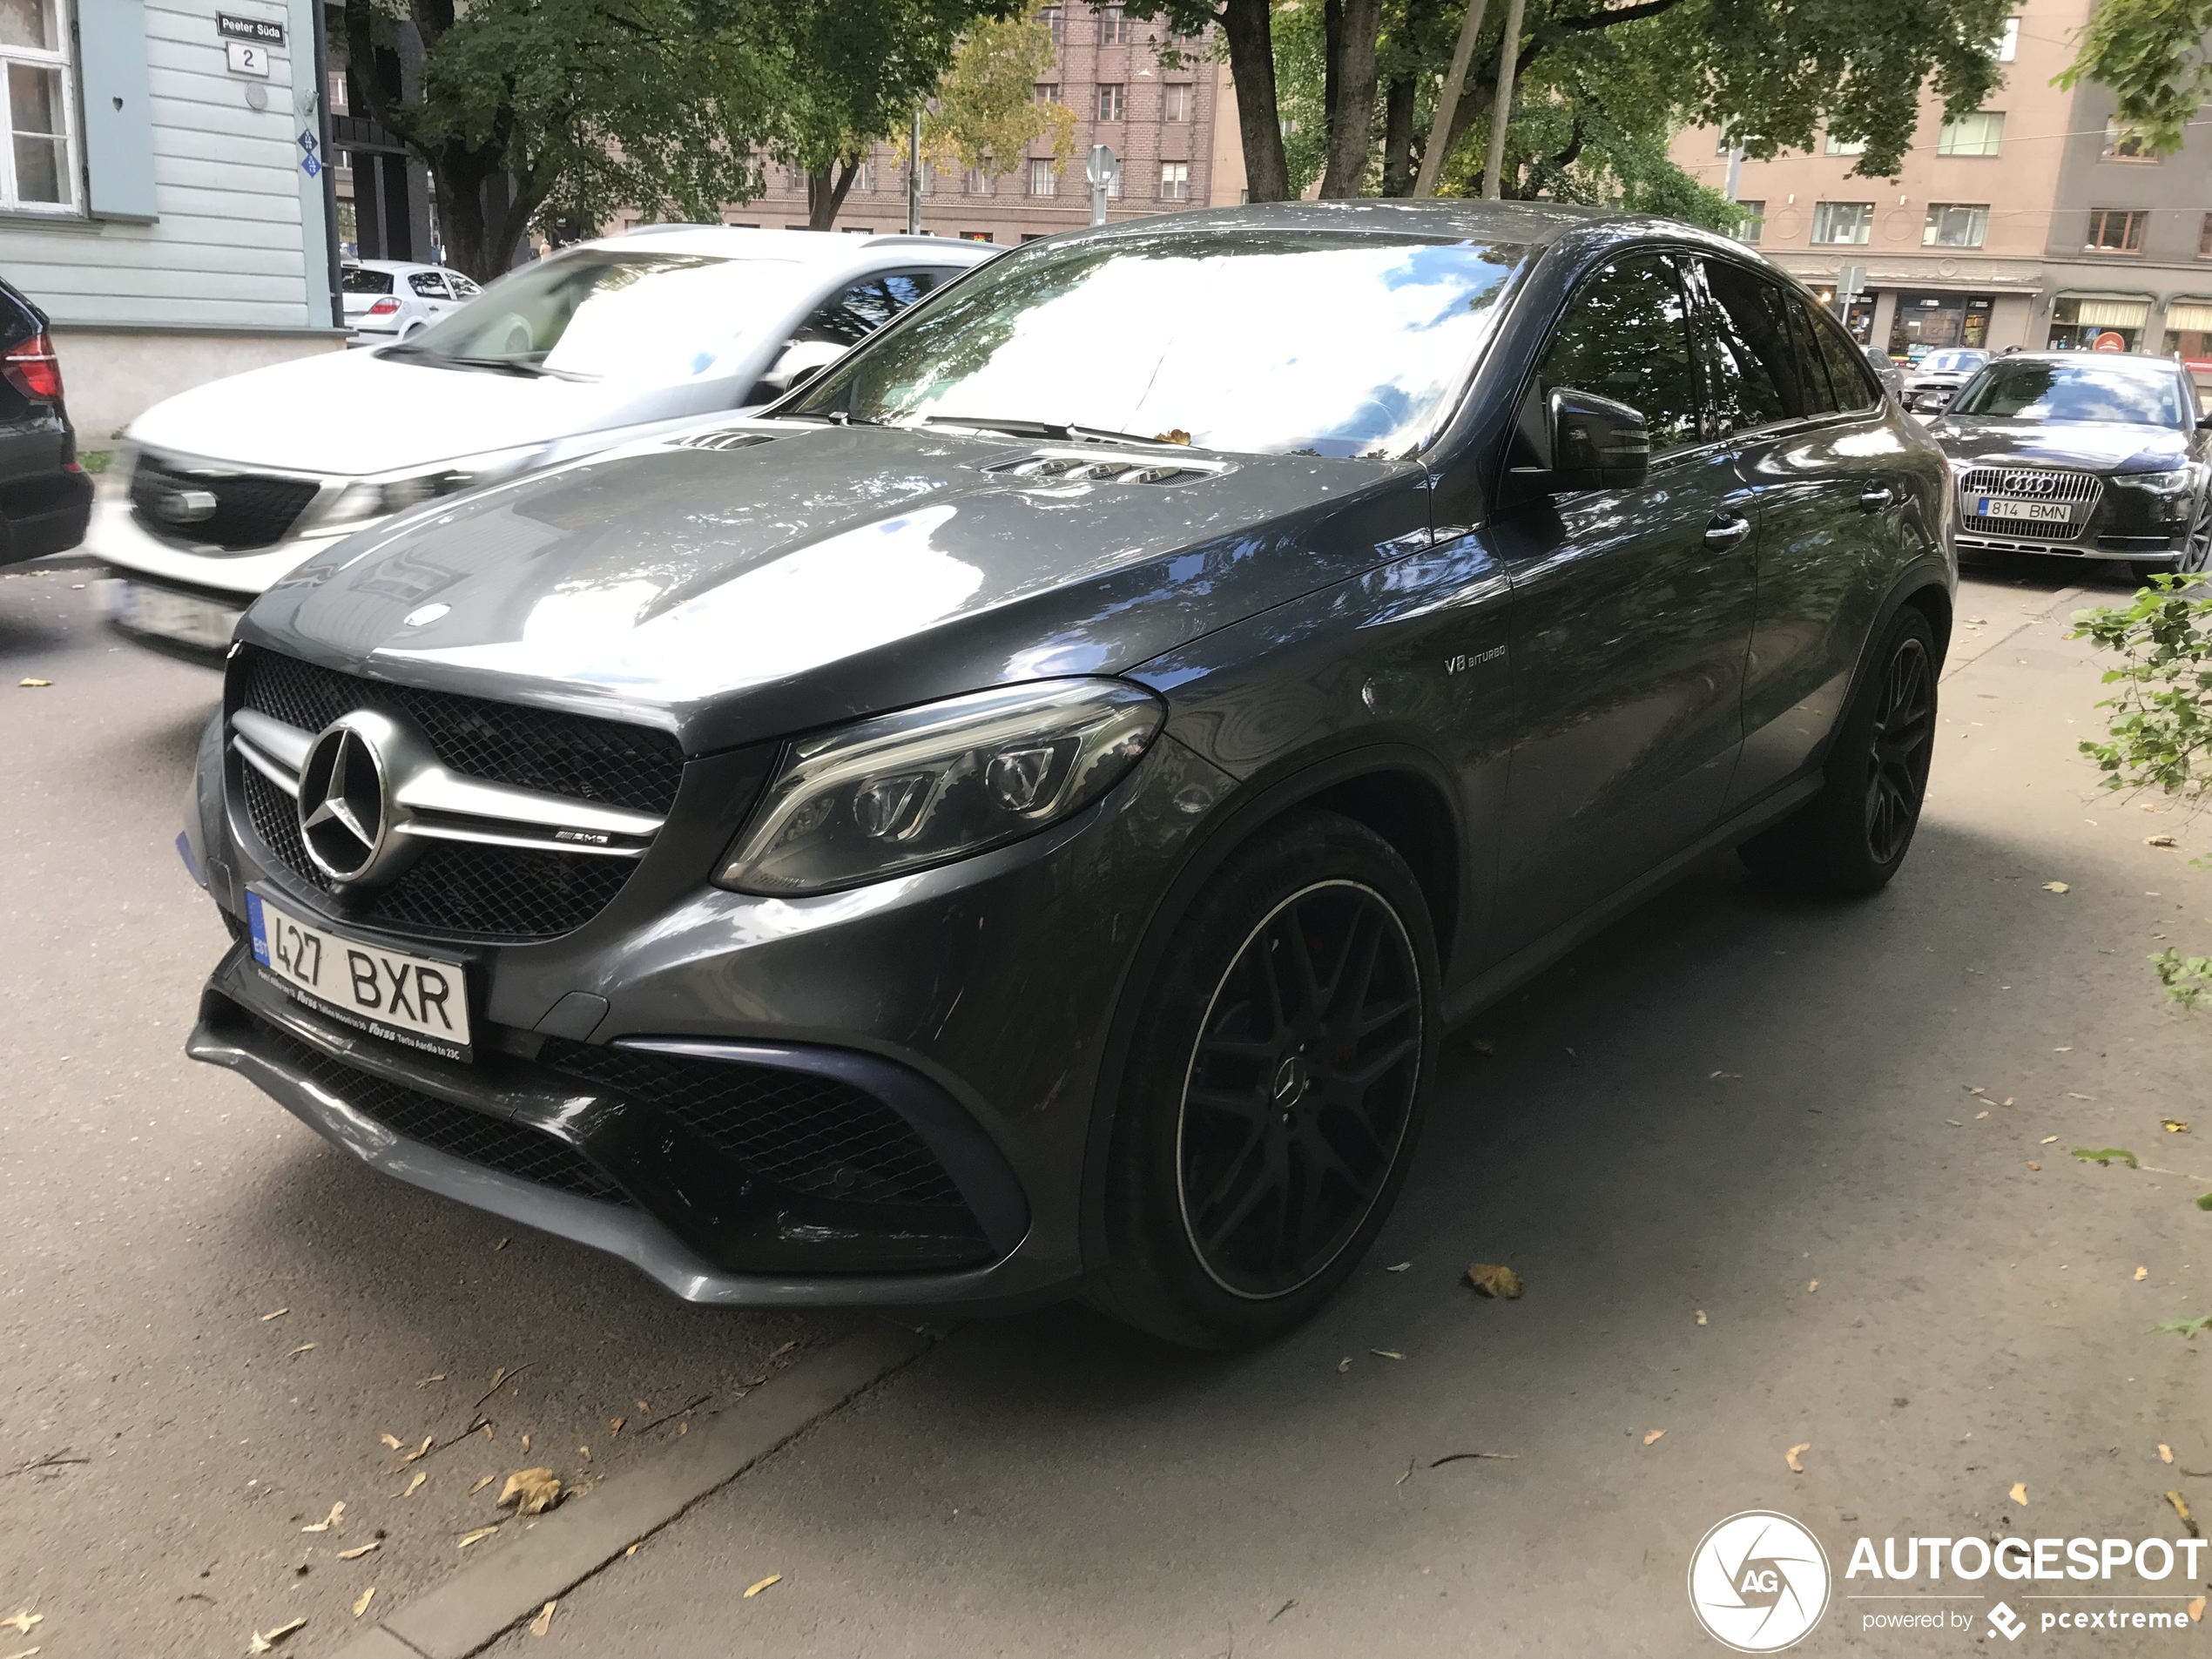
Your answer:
94;228;992;653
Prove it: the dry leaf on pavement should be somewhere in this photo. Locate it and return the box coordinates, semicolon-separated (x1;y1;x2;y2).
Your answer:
2163;1119;2190;1133
1386;1262;1411;1272
2189;1596;2205;1622
2041;881;2069;893
379;1434;401;1451
498;1468;562;1516
458;1526;500;1548
529;1601;556;1637
287;1344;314;1359
469;1474;496;1495
2041;1136;2059;1145
2147;834;2178;846
609;1418;624;1436
1642;1430;1665;1446
2167;1491;2193;1524
17;678;50;687
351;1589;374;1620
1337;1357;1352;1372
2161;1445;2175;1464
300;1501;344;1534
1370;1349;1405;1360
1464;1264;1523;1298
336;1543;379;1561
401;1473;425;1498
744;1575;781;1598
1786;1444;1811;1474
0;1615;37;1637
2010;1482;2029;1506
403;1435;434;1462
246;1616;305;1653
260;1309;288;1321
2136;1267;2150;1281
1696;1311;1708;1325
1807;1280;1819;1293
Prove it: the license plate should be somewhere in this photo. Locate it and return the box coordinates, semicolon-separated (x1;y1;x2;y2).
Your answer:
1977;497;2072;523
97;577;242;650
246;889;473;1062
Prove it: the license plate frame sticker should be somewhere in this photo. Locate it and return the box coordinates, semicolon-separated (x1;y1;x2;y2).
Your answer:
245;888;473;1062
1977;496;2073;523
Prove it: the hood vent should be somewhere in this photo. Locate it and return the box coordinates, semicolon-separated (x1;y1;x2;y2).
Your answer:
984;450;1225;487
666;428;783;452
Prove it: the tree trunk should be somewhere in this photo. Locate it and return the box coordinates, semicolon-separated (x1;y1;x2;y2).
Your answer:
806;155;864;230
1379;73;1416;194
1219;0;1290;201
1323;0;1340;158
1318;0;1380;197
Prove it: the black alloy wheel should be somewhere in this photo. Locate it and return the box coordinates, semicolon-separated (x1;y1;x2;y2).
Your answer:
2182;493;2212;575
1177;880;1422;1298
1864;633;1935;867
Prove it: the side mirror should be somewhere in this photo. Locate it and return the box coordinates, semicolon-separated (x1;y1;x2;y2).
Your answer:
759;338;848;396
1518;388;1649;495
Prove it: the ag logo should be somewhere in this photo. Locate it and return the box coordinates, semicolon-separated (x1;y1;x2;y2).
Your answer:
1687;1511;1831;1652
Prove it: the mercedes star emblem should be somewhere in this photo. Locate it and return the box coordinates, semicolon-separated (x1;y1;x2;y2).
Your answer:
298;718;391;881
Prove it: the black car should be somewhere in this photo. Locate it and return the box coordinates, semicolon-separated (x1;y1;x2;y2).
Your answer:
1925;352;2209;581
179;203;1953;1348
0;276;91;567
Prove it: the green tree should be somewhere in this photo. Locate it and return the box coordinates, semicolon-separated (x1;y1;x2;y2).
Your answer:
341;0;785;280
2055;0;2212;153
901;10;1077;191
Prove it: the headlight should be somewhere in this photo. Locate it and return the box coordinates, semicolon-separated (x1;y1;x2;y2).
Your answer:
716;679;1165;896
2116;469;2192;495
314;443;551;529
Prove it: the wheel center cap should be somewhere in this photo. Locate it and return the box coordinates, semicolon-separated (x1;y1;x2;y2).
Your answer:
1271;1054;1311;1109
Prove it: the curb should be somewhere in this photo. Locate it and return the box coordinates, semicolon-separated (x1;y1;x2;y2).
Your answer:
329;1319;939;1659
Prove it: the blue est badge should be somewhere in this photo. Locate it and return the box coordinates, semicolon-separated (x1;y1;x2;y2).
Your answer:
246;889;271;966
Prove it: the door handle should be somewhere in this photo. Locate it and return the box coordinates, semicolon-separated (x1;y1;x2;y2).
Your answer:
1703;515;1752;549
1858;485;1896;511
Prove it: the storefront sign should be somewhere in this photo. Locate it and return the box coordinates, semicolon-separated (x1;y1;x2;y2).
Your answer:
2093;331;2128;352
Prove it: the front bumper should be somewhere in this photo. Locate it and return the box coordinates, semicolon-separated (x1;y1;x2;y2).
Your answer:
86;497;348;601
189;725;1239;1306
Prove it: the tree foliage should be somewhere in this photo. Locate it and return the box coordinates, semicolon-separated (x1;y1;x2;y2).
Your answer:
902;11;1077;183
2056;0;2212;154
2073;574;2212;1008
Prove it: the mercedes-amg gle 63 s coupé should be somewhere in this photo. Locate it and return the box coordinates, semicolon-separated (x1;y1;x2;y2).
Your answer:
180;202;1954;1348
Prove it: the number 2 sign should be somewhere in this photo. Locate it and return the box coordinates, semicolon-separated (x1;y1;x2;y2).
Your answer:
225;39;270;77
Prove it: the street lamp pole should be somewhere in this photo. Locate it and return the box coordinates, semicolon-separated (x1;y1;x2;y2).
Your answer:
907;107;922;234
1088;144;1115;226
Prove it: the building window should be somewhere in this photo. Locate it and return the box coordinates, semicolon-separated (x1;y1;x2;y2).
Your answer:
1810;201;1873;244
1824;132;1865;157
853;162;875;193
2049;295;2147;351
1937;111;2004;157
1159;160;1190;199
327;69;350;116
1028;158;1056;196
1993;16;2018;60
1096;4;1130;44
917;161;935;195
2200;212;2212;257
2101;118;2159;161
0;0;74;212
1034;81;1060;104
1734;200;1764;244
2086;206;2148;253
965;165;994;196
1922;203;1988;248
1163;83;1191;122
1040;5;1063;42
960;231;993;242
2163;301;2212;368
1097;84;1125;122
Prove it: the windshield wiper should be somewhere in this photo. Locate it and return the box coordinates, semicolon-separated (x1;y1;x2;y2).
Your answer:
377;343;598;382
915;415;1176;448
775;409;888;427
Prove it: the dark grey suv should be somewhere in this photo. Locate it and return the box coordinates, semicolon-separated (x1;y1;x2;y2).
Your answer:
181;203;1954;1347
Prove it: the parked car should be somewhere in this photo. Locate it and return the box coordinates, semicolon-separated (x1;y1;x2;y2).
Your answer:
0;274;91;567
342;260;483;344
1904;347;1991;414
1923;351;2209;582
91;228;991;656
1863;343;1906;404
180;202;1952;1348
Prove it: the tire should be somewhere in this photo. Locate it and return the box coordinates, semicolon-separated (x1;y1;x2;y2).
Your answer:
1739;606;1938;897
1089;809;1440;1350
2135;496;2212;587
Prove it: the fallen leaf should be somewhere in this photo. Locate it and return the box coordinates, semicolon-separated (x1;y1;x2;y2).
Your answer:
1695;1310;1708;1325
403;1435;434;1462
743;1575;781;1598
1370;1348;1405;1360
17;678;50;688
494;1238;509;1251
0;1616;37;1637
1975;1111;1988;1120
260;1309;288;1322
457;1526;499;1548
379;1434;402;1451
2163;1119;2189;1133
1643;1429;1665;1446
1786;1443;1811;1474
678;1422;687;1435
2189;1596;2205;1622
609;1417;624;1436
486;1366;509;1393
636;1399;650;1414
1464;1263;1523;1298
625;1544;639;1558
247;1616;306;1652
351;1589;374;1620
469;1474;496;1495
1385;1262;1411;1272
415;1375;444;1387
401;1473;425;1498
1807;1279;1819;1293
2148;834;2178;846
1337;1357;1352;1372
2136;1266;2150;1281
578;1446;590;1463
2042;881;2070;893
2010;1481;2029;1506
772;1340;798;1359
1946;1118;1963;1127
479;1423;493;1440
2167;1490;2193;1523
300;1501;344;1534
2161;1445;2175;1464
0;1644;35;1659
498;1468;562;1516
2072;1147;2139;1168
529;1601;556;1637
2028;1163;2040;1170
2041;1136;2060;1144
336;1543;379;1561
2003;1097;2014;1106
521;1434;530;1453
287;1344;315;1359
1154;428;1192;445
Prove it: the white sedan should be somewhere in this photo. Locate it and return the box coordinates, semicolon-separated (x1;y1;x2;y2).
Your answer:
93;228;993;653
342;260;482;343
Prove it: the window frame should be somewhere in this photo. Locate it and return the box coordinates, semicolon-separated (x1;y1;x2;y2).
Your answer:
1096;3;1130;44
2101;118;2160;163
1810;201;1874;246
1936;111;2005;158
1921;203;1990;249
1158;160;1190;200
1096;83;1125;122
1163;82;1191;122
1027;158;1056;197
2086;206;2148;253
0;0;78;216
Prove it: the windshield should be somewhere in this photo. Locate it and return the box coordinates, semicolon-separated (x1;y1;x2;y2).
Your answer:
341;266;393;295
792;228;1530;458
1951;358;2191;427
398;249;805;381
1922;350;1986;374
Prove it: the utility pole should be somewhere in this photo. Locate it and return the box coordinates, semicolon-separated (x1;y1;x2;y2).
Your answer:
1479;0;1526;200
907;107;922;234
1088;144;1115;226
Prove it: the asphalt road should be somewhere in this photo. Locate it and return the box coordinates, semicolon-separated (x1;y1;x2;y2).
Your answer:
4;553;2209;1658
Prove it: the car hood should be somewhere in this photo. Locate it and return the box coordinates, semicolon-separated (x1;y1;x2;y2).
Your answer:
240;423;1428;753
1925;417;2192;473
127;347;738;477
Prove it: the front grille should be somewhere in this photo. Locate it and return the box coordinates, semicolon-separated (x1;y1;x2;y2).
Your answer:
130;453;321;551
235;646;684;814
247;1015;631;1204
537;1038;966;1209
241;765;633;940
1958;466;2101;542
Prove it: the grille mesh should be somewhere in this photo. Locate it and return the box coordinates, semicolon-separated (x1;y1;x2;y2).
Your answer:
538;1038;966;1209
246;1015;631;1204
235;647;685;814
1958;466;2100;541
131;454;321;551
241;765;633;940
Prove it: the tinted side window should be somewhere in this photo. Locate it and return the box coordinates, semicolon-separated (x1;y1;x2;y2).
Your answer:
1699;260;1805;429
880;270;946;310
1785;303;1839;414
1538;254;1703;455
797;280;898;347
409;272;448;298
1810;308;1879;409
